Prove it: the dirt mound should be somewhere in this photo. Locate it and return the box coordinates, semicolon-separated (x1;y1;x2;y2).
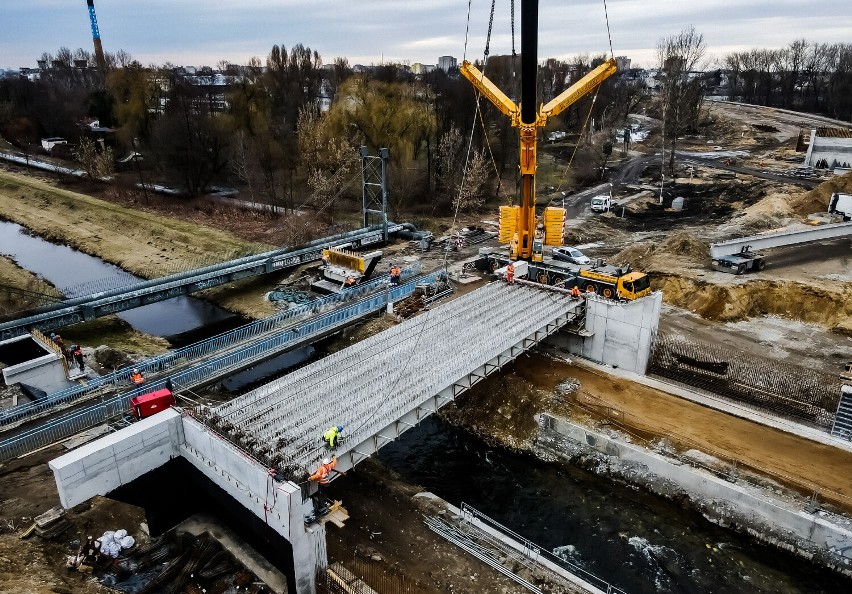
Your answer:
724;192;794;234
653;272;852;330
614;232;708;271
790;171;852;216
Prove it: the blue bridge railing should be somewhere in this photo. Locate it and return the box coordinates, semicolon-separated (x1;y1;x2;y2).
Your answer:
0;264;422;427
0;269;445;462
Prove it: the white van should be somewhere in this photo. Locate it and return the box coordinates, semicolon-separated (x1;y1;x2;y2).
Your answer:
590;195;611;212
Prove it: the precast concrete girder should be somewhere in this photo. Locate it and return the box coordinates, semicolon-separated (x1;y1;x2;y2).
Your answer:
208;281;583;479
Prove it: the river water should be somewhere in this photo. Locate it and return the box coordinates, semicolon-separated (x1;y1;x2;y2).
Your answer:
0;220;237;341
378;417;851;594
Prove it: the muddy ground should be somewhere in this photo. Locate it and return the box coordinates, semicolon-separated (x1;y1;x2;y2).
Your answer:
0;442;552;594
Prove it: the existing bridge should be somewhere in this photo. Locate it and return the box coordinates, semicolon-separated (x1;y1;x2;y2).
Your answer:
0;224;404;340
50;280;585;593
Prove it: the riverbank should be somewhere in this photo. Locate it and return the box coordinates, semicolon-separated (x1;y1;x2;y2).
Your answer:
0;255;62;313
441;352;852;508
0;170;291;322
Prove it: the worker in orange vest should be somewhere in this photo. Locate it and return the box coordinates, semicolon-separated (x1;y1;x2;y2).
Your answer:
130;368;144;385
310;456;338;484
570;285;582;299
505;263;515;284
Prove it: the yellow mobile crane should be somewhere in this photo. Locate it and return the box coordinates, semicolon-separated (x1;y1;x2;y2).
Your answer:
461;0;616;262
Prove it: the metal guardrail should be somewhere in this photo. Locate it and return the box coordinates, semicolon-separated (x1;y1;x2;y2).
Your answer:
0;269;443;462
0;223;404;340
0;264;422;427
457;503;627;594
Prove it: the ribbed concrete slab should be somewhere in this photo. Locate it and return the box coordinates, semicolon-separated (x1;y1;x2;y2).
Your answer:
211;281;580;476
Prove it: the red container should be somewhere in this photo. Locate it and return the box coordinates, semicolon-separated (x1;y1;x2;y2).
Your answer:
130;389;175;420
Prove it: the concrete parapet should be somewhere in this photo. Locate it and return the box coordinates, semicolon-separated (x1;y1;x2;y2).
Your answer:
540;413;852;572
49;408;184;508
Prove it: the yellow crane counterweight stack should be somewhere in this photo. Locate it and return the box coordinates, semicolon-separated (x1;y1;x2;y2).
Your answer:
542;207;567;246
499;206;520;244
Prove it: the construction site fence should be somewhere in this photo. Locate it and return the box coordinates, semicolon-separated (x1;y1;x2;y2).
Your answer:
459;503;628;594
0;269;443;463
317;550;424;594
0;263;422;428
648;331;844;430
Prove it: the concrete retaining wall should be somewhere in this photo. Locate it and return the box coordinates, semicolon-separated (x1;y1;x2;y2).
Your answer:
1;336;69;395
49;408;185;508
180;416;325;594
539;413;852;570
546;291;662;374
805;130;852;168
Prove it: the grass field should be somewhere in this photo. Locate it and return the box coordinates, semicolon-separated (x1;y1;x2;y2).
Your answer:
0;170;267;279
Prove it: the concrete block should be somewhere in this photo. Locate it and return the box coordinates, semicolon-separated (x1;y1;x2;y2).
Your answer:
50;409;183;508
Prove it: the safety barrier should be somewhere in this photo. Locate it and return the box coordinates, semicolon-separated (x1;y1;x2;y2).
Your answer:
0;269;443;462
0;264;422;427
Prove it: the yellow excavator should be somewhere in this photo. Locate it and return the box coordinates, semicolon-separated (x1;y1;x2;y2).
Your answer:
461;0;616;262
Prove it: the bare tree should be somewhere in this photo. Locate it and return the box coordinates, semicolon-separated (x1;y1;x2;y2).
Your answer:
656;26;707;172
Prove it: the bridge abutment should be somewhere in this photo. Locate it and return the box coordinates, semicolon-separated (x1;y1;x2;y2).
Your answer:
50;411;326;594
547;291;662;374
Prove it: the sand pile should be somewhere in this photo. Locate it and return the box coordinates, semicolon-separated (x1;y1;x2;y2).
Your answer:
790;171;852;216
614;231;708;271
722;192;794;234
653;273;852;331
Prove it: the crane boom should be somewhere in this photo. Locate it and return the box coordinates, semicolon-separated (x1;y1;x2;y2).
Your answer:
460;61;519;122
461;0;617;261
86;0;106;73
539;58;617;120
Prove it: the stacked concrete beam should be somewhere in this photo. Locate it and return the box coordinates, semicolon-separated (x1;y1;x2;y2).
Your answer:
213;281;581;476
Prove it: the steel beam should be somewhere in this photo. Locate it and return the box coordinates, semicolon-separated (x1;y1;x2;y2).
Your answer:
709;222;852;258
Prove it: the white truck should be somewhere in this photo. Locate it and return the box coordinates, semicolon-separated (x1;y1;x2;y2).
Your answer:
590;195;611;212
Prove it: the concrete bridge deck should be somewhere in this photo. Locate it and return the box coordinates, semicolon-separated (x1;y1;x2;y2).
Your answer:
207;281;582;477
48;281;644;594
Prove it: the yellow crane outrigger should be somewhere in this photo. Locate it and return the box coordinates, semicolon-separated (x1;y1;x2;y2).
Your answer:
460;0;617;261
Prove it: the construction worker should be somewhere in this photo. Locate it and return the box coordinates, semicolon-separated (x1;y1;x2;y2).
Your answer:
71;344;85;373
505;262;515;284
309;456;341;485
130;368;144;385
344;275;356;288
51;333;70;361
570;285;582;299
389;264;401;286
323;425;344;449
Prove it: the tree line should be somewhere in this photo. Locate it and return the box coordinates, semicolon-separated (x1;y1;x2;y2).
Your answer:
722;40;852;121
0;43;643;217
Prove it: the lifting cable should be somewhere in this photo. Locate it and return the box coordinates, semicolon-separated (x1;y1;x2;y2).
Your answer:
295;0;501;467
549;85;601;204
602;0;615;60
548;0;616;205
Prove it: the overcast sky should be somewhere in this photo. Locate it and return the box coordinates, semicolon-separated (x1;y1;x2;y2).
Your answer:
2;1;850;70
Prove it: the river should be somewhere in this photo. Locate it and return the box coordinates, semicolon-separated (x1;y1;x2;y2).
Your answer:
378;416;851;594
0;220;239;342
